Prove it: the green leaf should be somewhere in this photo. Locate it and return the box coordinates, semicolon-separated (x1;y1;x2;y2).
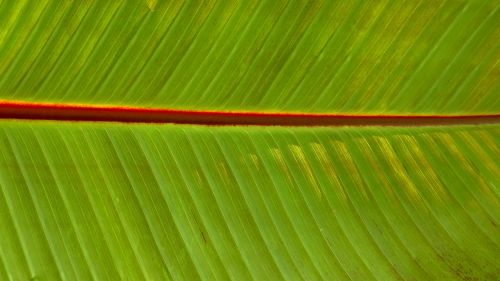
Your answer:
1;1;499;280
0;0;498;114
0;121;498;280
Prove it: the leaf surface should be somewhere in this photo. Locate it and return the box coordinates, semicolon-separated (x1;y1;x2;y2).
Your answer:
0;121;498;280
0;0;498;113
0;1;499;280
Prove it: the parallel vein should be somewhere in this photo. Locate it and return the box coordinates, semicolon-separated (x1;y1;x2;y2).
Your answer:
0;0;498;114
0;121;498;280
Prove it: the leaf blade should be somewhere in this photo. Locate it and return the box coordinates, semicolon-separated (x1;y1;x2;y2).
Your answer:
0;121;498;280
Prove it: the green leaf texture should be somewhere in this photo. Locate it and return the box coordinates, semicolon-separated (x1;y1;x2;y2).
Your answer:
0;121;498;280
0;0;499;114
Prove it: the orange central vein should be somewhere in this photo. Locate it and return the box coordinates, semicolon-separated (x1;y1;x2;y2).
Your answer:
0;100;498;126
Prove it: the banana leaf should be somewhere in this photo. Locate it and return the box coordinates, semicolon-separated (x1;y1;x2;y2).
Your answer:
0;122;498;280
0;1;499;280
0;0;498;114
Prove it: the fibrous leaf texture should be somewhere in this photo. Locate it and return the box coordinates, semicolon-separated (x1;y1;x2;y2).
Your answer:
0;0;498;114
0;0;499;280
0;122;499;280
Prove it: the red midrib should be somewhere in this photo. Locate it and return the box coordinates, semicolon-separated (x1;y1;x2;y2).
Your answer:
0;100;499;126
